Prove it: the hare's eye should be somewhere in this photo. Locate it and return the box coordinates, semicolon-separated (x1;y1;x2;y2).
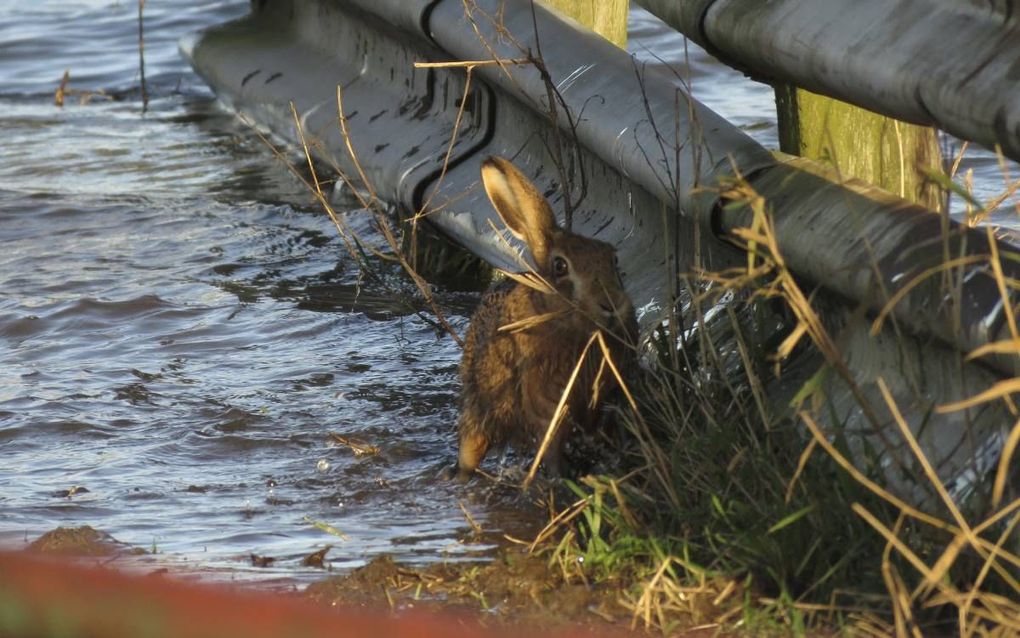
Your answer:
553;256;569;278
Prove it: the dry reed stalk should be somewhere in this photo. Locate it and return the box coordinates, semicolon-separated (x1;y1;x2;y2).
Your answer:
991;420;1020;509
803;401;1020;634
522;330;601;489
275;103;461;342
138;0;148;112
496;310;567;334
721;178;911;472
496;269;556;295
869;255;987;336
410;65;474;227
527;496;589;552
458;501;483;535
876;379;983;590
802;412;1020;569
960;511;1020;637
413;58;526;69
785;437;819;504
331;88;465;346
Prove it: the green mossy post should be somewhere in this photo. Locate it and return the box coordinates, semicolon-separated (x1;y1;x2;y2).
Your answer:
539;0;628;48
776;86;943;210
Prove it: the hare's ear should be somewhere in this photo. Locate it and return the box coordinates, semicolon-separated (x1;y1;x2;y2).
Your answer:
481;157;558;266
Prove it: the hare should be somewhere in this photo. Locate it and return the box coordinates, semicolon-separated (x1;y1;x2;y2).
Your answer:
457;156;638;479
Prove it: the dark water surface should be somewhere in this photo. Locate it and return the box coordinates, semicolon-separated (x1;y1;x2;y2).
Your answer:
1;1;1016;585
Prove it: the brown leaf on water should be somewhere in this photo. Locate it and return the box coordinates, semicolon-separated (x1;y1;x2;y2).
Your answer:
329;433;380;457
55;69;69;106
302;546;332;568
250;553;276;568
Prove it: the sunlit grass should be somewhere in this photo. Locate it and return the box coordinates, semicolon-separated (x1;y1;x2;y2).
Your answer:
262;42;1019;635
533;172;1020;636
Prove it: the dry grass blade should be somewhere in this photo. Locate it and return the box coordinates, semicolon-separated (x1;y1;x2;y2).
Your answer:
936;377;1020;413
413;58;526;69
332;86;464;346
499;269;556;294
630;556;674;631
876;379;981;591
497;310;567;334
458;500;483;535
522;331;600;489
966;340;1020;360
527;496;589;552
992;419;1020;508
880;515;916;638
55;69;69;106
522;324;650;491
869;255;987;336
53;70;112;107
591;331;680;509
412;66;474;221
986;225;1020;345
335;86;379;205
723;178;901;464
274;105;364;264
960;510;1020;637
785;437;818;504
850;503;947;595
800;412;947;533
805;409;1020;579
137;0;148;112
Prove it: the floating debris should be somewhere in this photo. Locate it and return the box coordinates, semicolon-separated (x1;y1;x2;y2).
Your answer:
303;516;349;541
54;70;115;107
302;545;332;568
53;485;90;498
328;433;380;457
249;553;275;568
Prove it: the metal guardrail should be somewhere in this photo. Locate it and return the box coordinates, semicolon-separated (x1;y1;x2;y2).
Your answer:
634;0;1020;163
181;0;1015;510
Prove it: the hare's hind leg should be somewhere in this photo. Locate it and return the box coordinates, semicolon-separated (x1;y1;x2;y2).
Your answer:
457;431;489;478
457;419;490;478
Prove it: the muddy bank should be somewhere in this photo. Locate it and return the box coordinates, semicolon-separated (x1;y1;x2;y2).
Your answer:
27;526;140;558
304;550;737;637
16;525;733;636
306;551;627;632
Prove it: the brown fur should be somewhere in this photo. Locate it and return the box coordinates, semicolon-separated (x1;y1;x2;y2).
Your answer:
457;157;638;478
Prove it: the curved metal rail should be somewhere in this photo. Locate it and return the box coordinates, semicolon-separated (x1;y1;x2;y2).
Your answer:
182;0;1016;511
635;0;1020;163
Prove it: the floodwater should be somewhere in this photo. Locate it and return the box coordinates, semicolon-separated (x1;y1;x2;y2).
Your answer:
0;1;1016;585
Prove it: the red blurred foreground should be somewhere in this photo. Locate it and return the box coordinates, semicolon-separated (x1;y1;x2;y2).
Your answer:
0;551;619;638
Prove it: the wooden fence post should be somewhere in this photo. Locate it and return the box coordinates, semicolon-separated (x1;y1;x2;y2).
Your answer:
538;0;628;48
775;86;943;210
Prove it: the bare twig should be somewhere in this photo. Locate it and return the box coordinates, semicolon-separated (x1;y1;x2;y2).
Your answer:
138;0;148;112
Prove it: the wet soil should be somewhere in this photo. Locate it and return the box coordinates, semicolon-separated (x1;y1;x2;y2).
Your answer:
27;526;139;558
20;524;740;636
305;550;631;633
